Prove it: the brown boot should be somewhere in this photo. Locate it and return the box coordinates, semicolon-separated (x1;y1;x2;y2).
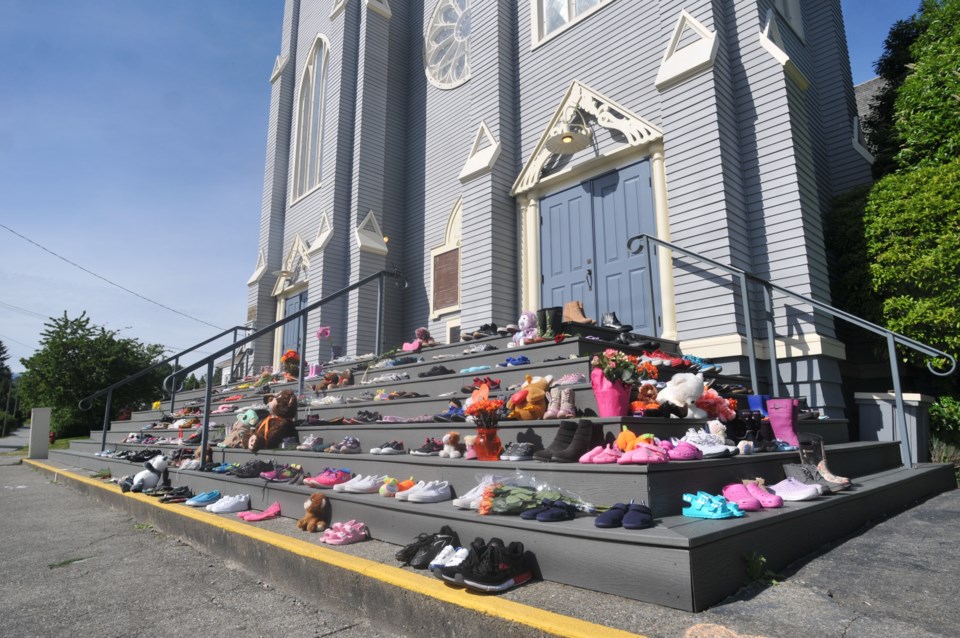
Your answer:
563;300;595;325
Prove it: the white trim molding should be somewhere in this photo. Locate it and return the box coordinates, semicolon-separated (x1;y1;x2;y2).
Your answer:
531;0;616;49
759;9;809;91
271;235;311;297
270;55;288;84
680;333;848;361
247;248;267;286
459;122;501;182
356;210;389;255
330;0;348;19
654;10;719;91
366;0;392;20
511;80;663;196
307;212;334;255
429;197;462;319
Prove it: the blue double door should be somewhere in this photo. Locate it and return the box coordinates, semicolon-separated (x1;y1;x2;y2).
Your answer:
282;292;308;353
540;160;661;336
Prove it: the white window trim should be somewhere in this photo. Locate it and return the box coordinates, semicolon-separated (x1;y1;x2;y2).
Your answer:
291;35;331;205
307;212;334;255
531;0;616;49
459;122;500;182
424;0;472;90
654;9;719;92
247;248;267;285
430;197;462;319
356;210;389;255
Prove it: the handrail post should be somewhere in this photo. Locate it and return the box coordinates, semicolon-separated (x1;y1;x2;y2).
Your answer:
229;329;239;385
169;356;180;413
298;312;308;397
200;360;214;466
375;273;385;356
886;333;914;468
764;285;781;396
739;275;759;393
99;389;113;453
644;236;657;333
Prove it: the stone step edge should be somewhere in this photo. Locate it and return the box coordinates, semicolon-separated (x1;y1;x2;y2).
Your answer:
24;458;646;638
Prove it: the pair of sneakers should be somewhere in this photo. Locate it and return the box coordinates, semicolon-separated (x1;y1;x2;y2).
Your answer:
206;493;250;514
500;442;535;461
410;437;443;456
395;480;451;503
326;436;361;454
428;545;470;570
369;440;405;454
437;537;532;593
333;474;388;494
296;434;325;451
304;468;351;489
185;490;221;507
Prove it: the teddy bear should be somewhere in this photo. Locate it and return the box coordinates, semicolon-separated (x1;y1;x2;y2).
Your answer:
630;381;662;416
439;431;463;458
656;372;708;419
120;454;169;493
509;311;538;347
506;374;554;421
248;390;300;452
296;492;328;533
402;327;437;352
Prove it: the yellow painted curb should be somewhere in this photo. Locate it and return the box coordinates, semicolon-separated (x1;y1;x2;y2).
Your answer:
25;459;645;638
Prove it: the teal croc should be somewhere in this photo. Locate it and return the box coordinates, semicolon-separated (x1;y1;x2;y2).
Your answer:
681;493;745;519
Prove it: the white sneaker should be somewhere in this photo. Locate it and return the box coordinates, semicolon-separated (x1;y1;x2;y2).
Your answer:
407;481;451;503
334;474;365;492
451;475;503;509
428;545;456;570
206;494;250;513
394;480;427;501
442;547;470;568
343;474;387;494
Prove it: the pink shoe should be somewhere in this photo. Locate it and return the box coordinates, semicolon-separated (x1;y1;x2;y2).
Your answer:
307;468;351;488
579;445;605;463
618;443;669;465
721;483;762;511
324;520;368;545
239;501;281;521
658;438;674;451
591;445;623;464
743;480;783;508
667;440;702;461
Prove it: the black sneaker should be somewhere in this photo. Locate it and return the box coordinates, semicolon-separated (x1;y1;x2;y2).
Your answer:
228;459;275;479
396;525;459;566
410;527;460;570
438;536;487;584
459;538;533;592
410;437;443;456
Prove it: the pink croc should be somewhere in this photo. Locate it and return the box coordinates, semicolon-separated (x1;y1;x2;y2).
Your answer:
579;445;605;464
591;444;623;464
743;480;784;508
618;443;669;465
721;483;762;511
667;440;703;461
324;520;368;545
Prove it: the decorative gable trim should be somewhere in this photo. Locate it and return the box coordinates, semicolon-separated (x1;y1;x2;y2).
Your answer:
355;210;389;255
365;0;391;20
330;0;348;19
247;249;267;285
458;122;501;182
271;235;311;296
852;116;875;164
307;212;334;255
270;54;288;84
511;81;663;196
759;9;809;91
654;10;719;91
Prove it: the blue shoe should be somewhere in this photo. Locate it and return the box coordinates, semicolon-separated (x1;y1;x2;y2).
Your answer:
459;365;492;374
185;490;221;507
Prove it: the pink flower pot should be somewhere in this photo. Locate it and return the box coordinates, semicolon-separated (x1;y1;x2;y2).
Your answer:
590;368;632;417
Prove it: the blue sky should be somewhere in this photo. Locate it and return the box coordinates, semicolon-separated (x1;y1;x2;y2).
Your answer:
0;0;917;374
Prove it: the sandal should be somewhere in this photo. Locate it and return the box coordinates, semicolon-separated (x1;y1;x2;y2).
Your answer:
681;492;745;519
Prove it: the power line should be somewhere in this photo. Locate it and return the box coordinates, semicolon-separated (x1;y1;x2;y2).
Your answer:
0;333;36;350
1;223;227;331
0;300;48;320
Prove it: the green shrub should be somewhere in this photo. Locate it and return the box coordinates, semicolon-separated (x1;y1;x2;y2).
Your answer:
930;396;960;439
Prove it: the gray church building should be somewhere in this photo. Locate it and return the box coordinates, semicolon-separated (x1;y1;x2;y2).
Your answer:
246;0;874;414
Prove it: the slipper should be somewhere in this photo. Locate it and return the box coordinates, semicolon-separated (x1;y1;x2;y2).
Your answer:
590;445;623;464
622;502;654;529
536;501;578;522
721;483;762;511
595;502;629;528
520;499;558;520
579;445;605;463
325;521;369;545
239;501;282;521
667;440;702;461
617;443;669;465
681;493;744;519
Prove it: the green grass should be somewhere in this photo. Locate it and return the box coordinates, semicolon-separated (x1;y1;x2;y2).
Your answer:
0;436;87;457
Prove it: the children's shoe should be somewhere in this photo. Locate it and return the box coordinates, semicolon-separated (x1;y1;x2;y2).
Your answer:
500;442;535;461
337;436;362;454
459;538;533;593
410;437;443;456
305;468;351;489
206;494;250;514
185;490;221;507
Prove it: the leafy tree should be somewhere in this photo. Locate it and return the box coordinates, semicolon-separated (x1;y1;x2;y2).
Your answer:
18;312;171;437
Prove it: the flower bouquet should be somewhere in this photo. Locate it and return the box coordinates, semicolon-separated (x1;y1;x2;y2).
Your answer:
465;384;504;460
590;349;658;417
281;349;301;381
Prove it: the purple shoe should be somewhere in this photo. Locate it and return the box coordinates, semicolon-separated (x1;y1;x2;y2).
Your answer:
766;477;820;501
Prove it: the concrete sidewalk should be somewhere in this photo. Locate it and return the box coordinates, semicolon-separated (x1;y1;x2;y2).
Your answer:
7;458;959;638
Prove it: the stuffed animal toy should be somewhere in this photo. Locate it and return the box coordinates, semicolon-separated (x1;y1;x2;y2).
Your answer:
510;311;538;347
630;382;662;416
695;388;738;422
120;454;169;493
439;431;463;458
248;390;300;452
506;374;554;421
657;372;708;419
463;434;477;460
403;327;437;352
296;492;328;533
220;407;266;448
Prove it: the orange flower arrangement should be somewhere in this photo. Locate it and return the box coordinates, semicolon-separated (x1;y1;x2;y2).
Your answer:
465;384;504;428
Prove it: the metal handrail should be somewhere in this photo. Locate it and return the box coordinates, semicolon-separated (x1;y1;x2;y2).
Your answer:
627;233;956;468
154;269;402;461
79;325;253;453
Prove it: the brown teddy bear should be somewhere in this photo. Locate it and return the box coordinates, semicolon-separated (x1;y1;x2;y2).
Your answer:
297;492;328;533
248;390;300;452
506;374;553;421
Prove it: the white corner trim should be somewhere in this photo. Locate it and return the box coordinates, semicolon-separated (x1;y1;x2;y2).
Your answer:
680;333;847;361
852;116;876;164
853;392;936;405
654;10;719;92
330;0;348;19
356;210;389;255
759;9;809;91
365;0;391;20
511;80;663;196
247;249;267;285
271;235;311;296
458;122;501;182
430;197;462;319
270;55;288;84
307;212;334;255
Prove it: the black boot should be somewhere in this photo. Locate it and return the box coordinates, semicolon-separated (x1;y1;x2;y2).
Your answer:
534;420;577;461
536;309;548;337
552;420;602;463
547;306;563;337
601;311;632;332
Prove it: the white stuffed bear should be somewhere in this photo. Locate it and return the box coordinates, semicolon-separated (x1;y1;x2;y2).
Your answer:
121;454;170;493
656;372;708;419
439;431;463;458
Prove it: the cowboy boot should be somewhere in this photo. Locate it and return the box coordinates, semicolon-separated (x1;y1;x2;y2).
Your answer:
563;301;595;325
534;420;577;461
543;387;562;419
766;398;800;447
557;388;576;418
